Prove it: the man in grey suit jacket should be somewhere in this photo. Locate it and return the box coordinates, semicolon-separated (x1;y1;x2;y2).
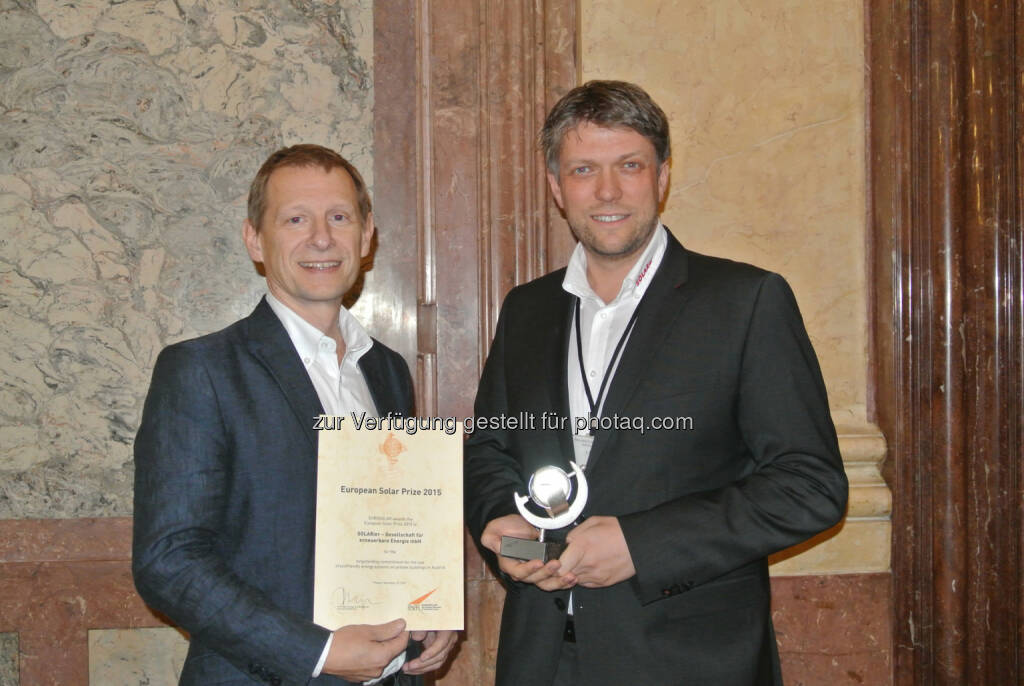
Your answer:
465;82;848;685
133;145;456;685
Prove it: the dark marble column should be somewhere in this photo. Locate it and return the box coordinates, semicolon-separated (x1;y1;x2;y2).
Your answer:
868;1;1024;683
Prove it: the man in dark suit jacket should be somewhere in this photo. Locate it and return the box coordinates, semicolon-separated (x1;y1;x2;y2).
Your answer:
465;81;848;685
133;145;456;685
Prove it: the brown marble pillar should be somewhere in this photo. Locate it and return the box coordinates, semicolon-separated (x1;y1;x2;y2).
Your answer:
373;1;577;683
868;1;1024;683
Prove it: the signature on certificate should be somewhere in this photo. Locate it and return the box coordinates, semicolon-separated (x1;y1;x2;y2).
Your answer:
331;586;376;610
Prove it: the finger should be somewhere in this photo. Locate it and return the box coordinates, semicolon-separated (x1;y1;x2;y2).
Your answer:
404;657;444;675
417;631;455;661
556;544;585;575
536;570;577;591
497;556;545;581
481;529;504;553
410;634;444;663
367;618;407;641
405;634;455;673
405;651;446;672
419;630;437;647
568;515;601;534
379;632;410;655
518;560;562;585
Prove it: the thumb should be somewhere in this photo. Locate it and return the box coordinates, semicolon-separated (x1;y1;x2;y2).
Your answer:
368;618;407;641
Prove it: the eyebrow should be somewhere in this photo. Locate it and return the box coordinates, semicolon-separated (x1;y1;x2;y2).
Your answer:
276;201;356;215
563;150;650;167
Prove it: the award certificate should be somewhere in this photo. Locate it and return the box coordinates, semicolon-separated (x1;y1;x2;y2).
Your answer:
313;415;464;631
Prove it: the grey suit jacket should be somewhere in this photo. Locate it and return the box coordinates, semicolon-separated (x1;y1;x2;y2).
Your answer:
465;233;848;685
133;298;417;685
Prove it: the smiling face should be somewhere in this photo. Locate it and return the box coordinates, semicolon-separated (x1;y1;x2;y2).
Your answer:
547;122;669;269
243;164;374;328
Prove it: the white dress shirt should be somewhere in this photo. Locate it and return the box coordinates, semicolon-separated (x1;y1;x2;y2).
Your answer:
265;293;405;683
562;224;668;469
559;223;667;618
266;292;378;417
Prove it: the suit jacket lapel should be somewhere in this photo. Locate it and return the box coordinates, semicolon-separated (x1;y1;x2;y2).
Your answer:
584;234;692;473
245;297;324;453
359;343;406;417
511;274;575;468
546;289;576;466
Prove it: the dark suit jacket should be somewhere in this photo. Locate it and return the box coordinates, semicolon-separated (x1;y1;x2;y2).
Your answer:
465;233;848;686
133;298;417;686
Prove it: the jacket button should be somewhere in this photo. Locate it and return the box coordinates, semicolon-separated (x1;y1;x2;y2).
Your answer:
554;597;566;610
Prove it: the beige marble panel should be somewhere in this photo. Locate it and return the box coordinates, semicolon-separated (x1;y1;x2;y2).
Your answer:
771;519;892;576
582;0;885;575
582;0;867;420
0;1;373;518
88;627;188;686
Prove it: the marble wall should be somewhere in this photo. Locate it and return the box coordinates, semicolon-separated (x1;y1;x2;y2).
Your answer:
0;633;16;684
88;628;188;686
0;0;373;519
581;0;888;577
582;0;866;421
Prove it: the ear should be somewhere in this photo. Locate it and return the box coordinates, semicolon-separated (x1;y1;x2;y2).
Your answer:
546;170;565;210
360;211;376;258
657;161;670;202
242;219;263;263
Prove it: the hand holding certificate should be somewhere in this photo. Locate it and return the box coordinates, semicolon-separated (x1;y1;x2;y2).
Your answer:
313;415;464;632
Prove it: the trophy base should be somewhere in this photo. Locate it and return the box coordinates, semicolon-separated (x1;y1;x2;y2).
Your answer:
500;536;566;562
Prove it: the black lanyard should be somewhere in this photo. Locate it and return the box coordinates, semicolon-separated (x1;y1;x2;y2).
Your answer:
574;296;643;425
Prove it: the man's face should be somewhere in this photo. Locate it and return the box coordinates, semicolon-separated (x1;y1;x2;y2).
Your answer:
243;165;373;320
547;122;669;265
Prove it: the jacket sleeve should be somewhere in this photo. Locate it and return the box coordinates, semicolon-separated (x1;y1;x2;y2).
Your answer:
132;343;329;684
619;273;849;603
463;298;528;575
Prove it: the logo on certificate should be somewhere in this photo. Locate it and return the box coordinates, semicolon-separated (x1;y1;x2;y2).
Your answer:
379;432;407;465
408;587;441;613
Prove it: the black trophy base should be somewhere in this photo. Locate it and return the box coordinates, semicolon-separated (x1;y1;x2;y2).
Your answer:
500;535;566;562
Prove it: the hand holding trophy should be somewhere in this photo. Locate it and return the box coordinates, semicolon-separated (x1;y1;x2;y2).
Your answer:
499;462;589;562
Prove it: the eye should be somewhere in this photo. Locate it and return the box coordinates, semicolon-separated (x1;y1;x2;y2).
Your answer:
287;216;303;225
571;165;591;175
330;213;347;222
622;160;641;170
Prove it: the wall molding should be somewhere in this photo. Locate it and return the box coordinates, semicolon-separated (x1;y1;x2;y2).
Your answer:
770;420;891;575
0;518;166;686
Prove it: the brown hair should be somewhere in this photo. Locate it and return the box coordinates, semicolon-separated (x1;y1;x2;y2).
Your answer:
540;80;671;173
247;144;371;231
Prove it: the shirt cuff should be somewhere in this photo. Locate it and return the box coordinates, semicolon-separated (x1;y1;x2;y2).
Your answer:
364;651;406;684
312;633;333;677
312;634;406;684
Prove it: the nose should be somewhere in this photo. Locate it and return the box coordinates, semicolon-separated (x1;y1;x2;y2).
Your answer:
594;168;621;202
308;216;333;250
